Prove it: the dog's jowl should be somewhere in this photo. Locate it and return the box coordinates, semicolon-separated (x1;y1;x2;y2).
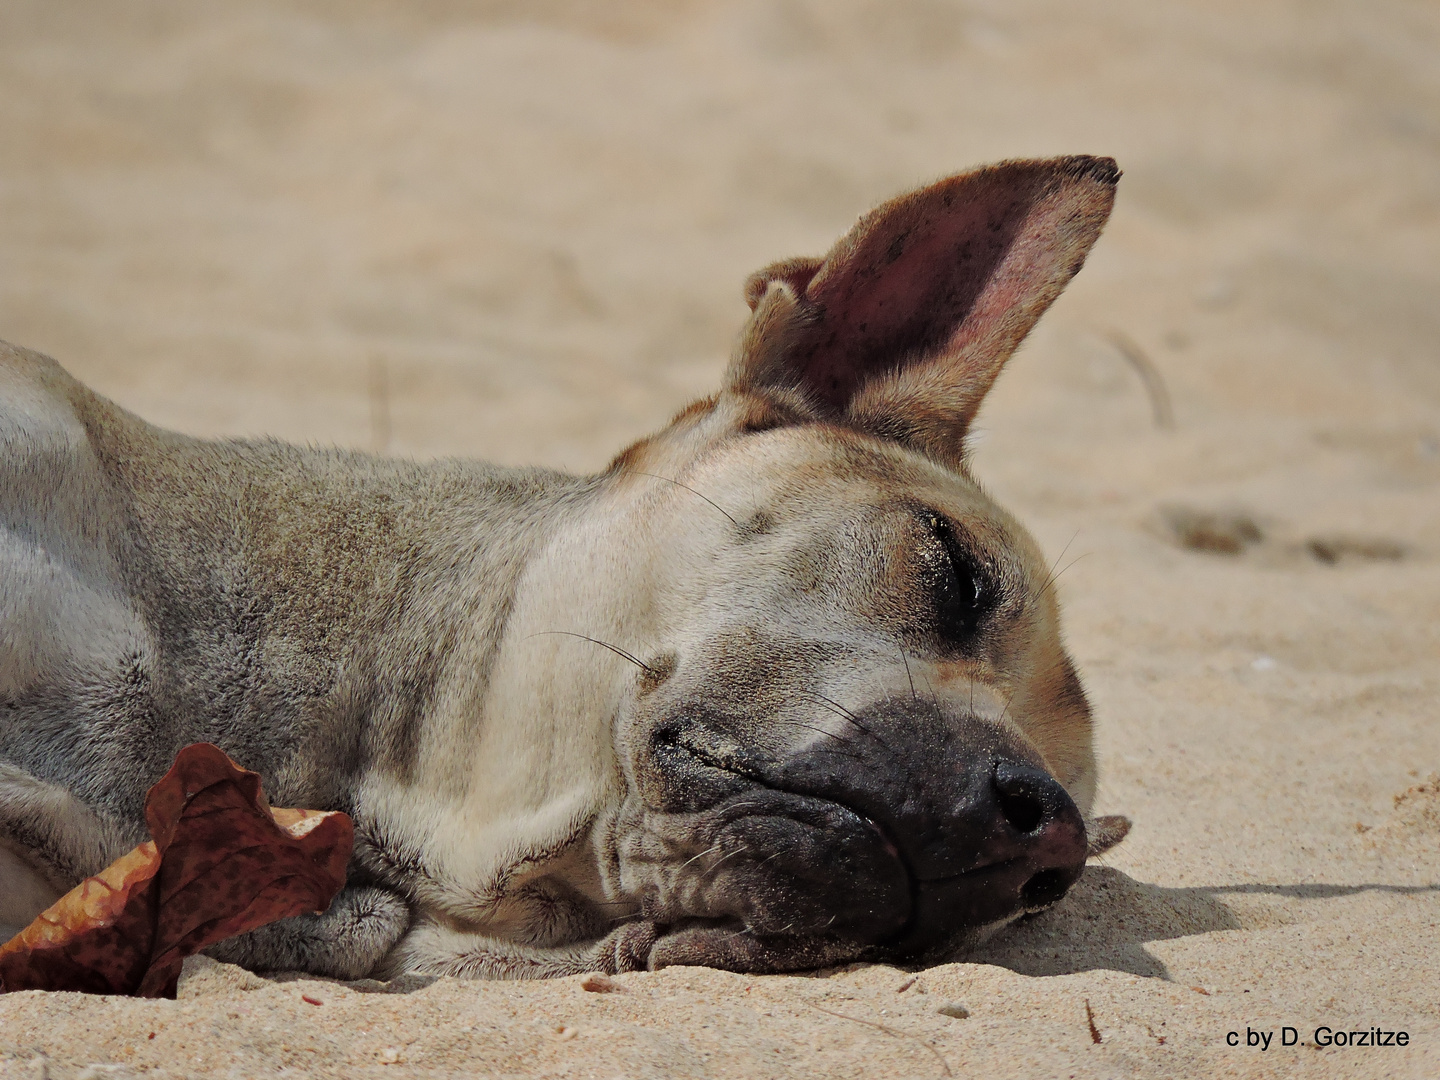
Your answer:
0;156;1127;978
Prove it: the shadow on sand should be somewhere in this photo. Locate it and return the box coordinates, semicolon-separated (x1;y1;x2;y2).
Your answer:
962;865;1440;979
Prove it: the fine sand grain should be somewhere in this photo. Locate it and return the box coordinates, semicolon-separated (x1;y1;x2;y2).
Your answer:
2;1;1437;1076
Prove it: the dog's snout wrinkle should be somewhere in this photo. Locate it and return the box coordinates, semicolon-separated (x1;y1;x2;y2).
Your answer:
863;815;903;867
652;718;765;780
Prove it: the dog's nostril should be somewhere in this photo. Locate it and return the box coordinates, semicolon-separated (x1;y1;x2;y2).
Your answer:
994;782;1045;834
1020;868;1071;910
992;760;1068;836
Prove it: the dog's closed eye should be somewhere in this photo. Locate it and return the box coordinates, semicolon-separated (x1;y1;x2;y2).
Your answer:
919;512;993;645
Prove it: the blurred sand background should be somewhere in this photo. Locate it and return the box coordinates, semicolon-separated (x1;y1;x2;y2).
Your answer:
1;0;1438;1076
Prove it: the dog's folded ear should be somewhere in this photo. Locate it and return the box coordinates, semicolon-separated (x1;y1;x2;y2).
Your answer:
1085;814;1132;857
727;156;1118;465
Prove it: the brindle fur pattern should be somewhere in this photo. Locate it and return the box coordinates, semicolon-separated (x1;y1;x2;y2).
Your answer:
0;156;1120;978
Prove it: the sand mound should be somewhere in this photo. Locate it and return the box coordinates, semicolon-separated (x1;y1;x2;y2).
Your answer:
1364;775;1440;855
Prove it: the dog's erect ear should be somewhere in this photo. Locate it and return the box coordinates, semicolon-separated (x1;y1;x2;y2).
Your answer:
726;156;1118;464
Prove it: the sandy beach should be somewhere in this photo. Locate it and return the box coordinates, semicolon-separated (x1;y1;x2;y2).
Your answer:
1;1;1438;1075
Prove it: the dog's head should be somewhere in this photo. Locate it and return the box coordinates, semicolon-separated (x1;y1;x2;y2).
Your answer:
500;157;1126;972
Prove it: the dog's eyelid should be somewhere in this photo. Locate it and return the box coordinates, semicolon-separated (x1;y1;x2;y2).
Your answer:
920;509;982;563
911;507;1001;645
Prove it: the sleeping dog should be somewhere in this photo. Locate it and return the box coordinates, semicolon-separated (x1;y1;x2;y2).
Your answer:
0;156;1127;978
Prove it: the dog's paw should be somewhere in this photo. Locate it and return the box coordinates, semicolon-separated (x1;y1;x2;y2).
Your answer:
597;920;866;974
205;885;409;980
650;925;866;973
592;920;660;974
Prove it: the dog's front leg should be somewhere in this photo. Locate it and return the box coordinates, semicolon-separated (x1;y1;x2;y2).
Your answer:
597;922;869;975
204;885;410;980
377;921;631;980
384;920;866;979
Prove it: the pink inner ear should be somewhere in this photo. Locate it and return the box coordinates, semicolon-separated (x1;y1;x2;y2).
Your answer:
792;165;1099;414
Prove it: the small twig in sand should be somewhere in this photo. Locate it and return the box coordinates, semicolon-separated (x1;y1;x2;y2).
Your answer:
1105;329;1175;430
809;1003;953;1078
368;354;392;454
1084;999;1103;1044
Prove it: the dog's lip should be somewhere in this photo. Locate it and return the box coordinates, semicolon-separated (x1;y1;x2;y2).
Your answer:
911;856;1023;886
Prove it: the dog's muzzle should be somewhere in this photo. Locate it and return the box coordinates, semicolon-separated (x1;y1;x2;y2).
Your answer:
637;698;1088;958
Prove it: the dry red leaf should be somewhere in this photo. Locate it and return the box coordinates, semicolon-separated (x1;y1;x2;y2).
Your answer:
0;743;352;998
